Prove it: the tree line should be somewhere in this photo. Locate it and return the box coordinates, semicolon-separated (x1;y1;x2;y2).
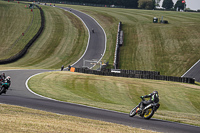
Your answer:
10;0;188;11
162;0;186;11
50;0;139;8
66;0;139;8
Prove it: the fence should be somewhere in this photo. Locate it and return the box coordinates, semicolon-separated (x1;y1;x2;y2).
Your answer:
74;68;195;84
0;4;44;64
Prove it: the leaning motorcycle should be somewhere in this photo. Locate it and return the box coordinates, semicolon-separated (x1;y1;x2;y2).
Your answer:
0;76;11;95
129;97;160;119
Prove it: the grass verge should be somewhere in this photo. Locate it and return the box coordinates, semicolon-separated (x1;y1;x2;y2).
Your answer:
28;71;200;126
0;103;158;133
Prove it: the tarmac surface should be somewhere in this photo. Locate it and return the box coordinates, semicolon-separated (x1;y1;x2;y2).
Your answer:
57;6;106;69
0;69;199;133
182;59;200;82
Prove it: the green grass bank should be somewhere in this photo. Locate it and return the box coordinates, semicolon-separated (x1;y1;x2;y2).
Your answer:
1;2;200;77
0;2;88;69
0;1;41;60
0;1;200;131
28;71;200;126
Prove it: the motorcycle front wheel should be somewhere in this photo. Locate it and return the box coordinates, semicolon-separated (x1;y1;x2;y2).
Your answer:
143;108;154;119
129;106;138;117
0;86;5;95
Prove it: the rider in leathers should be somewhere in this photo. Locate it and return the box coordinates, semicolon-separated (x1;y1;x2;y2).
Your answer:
0;73;6;81
139;91;159;110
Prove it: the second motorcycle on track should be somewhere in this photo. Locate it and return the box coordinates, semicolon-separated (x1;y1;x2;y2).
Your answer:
0;76;11;95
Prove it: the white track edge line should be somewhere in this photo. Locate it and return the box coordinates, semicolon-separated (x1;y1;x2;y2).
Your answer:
181;59;200;77
25;71;200;128
1;69;199;128
25;71;127;115
58;7;107;69
62;9;91;67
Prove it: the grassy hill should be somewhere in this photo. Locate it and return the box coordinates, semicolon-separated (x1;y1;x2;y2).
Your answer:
0;1;200;130
0;1;41;60
1;2;200;77
0;1;88;69
28;71;200;126
57;4;200;77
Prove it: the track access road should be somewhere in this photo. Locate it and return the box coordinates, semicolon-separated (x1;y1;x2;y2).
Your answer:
0;6;199;133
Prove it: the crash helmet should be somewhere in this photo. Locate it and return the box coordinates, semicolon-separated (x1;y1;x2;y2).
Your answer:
6;76;10;80
153;91;158;95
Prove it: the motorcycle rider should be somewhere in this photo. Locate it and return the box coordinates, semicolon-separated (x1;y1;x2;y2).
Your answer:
0;73;6;81
0;75;11;94
139;91;159;111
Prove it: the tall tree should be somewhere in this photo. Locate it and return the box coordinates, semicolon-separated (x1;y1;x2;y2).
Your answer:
162;0;174;9
174;0;186;11
138;0;154;9
152;0;156;9
116;0;138;8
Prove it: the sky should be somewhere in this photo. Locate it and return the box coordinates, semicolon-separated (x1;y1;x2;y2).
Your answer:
159;0;200;10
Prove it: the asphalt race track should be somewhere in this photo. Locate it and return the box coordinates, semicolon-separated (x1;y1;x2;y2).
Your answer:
0;5;199;133
57;6;106;69
182;59;200;82
0;69;199;133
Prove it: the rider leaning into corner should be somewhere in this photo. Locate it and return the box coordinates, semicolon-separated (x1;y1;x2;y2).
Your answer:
139;91;159;110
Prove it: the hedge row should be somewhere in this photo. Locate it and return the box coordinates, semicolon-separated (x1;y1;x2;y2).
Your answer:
0;5;44;64
74;68;195;84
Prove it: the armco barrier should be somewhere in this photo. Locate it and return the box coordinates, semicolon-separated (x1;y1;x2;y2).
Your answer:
74;68;195;84
120;69;160;75
0;5;44;64
113;22;123;69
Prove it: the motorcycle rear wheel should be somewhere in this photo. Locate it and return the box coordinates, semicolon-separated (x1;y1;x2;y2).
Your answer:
129;106;138;117
143;108;154;119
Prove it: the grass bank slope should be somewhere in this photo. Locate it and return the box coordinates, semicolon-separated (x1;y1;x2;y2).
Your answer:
58;4;200;76
0;1;41;59
0;104;157;133
29;71;200;126
0;3;88;69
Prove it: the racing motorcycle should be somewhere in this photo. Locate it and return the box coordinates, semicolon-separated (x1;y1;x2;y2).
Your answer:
0;76;11;95
129;97;160;119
